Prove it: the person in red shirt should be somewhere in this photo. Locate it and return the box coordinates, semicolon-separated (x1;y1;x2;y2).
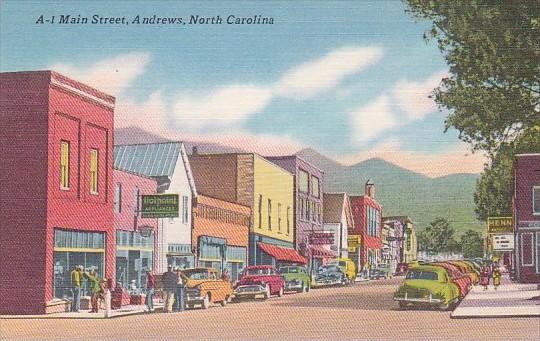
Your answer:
145;269;155;312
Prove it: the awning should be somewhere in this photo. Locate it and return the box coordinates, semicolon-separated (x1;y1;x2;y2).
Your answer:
310;245;336;258
257;242;307;264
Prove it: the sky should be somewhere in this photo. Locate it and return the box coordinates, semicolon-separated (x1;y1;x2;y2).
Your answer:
0;0;487;177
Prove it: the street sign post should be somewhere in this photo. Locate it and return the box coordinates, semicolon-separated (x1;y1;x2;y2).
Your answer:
141;194;179;218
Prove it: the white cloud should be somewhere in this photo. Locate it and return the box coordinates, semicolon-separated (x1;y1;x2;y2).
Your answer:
339;139;486;178
51;52;151;95
172;85;272;130
392;70;447;120
115;91;169;133
275;46;383;99
349;95;397;145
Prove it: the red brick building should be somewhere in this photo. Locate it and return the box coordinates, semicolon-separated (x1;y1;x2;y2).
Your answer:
192;195;250;282
0;71;115;314
113;169;158;290
514;153;540;283
350;182;383;271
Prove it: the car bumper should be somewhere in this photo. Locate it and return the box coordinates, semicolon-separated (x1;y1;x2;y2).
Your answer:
393;293;442;304
285;282;303;291
234;285;266;297
185;294;205;304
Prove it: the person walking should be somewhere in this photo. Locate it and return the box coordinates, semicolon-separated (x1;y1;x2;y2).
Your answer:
163;266;177;313
70;265;83;312
221;268;231;282
84;268;102;313
480;266;490;291
492;266;502;290
145;269;155;313
174;267;185;312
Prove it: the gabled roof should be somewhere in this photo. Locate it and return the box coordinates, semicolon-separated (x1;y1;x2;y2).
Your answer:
114;142;197;196
323;193;354;228
114;142;182;177
323;193;346;223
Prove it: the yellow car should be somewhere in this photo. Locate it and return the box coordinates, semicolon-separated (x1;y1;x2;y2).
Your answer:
182;268;233;309
328;258;357;284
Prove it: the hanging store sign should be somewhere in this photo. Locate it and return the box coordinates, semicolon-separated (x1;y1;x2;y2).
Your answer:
310;232;334;245
347;235;361;248
492;234;515;251
487;217;513;234
141;194;179;218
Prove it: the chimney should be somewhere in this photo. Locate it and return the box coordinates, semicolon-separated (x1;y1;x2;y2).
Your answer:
365;179;375;198
192;146;198;155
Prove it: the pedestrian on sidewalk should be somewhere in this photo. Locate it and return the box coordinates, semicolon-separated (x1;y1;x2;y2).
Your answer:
221;268;230;282
480;265;490;290
70;265;83;312
162;265;177;313
174;267;185;312
84;268;102;313
145;269;155;313
492;266;502;290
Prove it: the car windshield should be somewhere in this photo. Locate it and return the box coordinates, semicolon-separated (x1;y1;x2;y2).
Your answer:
406;270;439;281
279;267;299;274
183;271;210;280
246;268;271;276
319;265;340;273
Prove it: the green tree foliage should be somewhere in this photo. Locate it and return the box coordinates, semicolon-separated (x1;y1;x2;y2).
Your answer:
405;0;540;155
474;128;540;221
418;218;459;254
460;229;484;259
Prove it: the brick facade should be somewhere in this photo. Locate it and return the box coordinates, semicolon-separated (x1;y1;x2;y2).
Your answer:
0;71;115;314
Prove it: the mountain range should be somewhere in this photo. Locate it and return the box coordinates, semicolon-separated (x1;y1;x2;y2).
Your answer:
115;127;482;234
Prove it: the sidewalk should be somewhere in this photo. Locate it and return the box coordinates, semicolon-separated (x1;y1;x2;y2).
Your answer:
0;303;164;320
451;276;540;319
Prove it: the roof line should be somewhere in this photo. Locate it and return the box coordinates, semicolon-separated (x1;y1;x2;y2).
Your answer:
114;141;181;147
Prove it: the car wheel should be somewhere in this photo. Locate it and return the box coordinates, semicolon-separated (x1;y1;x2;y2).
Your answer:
306;283;311;292
220;298;228;307
202;295;210;309
398;301;407;310
439;301;450;311
278;286;284;297
301;282;307;293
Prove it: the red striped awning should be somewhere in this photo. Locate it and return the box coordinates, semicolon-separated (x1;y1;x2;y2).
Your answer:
310;245;336;258
257;242;307;264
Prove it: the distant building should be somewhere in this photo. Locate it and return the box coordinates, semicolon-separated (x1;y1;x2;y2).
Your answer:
350;181;383;270
381;222;397;274
192;195;250;282
114;142;197;272
385;216;418;263
113;169;158;291
266;156;332;267
323;193;354;260
188;152;304;267
0;71;115;314
514;153;540;283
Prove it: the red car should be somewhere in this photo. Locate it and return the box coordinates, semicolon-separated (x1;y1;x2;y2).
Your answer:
433;262;472;298
234;265;285;300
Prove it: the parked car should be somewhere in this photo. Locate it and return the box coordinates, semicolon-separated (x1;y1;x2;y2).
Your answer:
393;265;460;310
279;265;311;293
431;262;472;298
314;264;346;287
182;268;233;309
233;265;284;300
328;258;357;284
370;264;392;280
395;262;409;276
448;261;479;285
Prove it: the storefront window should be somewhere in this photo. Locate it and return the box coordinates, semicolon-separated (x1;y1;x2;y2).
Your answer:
167;255;194;270
116;231;154;292
53;229;105;299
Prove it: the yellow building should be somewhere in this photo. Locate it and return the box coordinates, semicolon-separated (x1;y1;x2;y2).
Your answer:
188;152;300;266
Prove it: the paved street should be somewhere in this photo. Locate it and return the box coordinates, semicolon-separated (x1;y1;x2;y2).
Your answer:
2;278;539;341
